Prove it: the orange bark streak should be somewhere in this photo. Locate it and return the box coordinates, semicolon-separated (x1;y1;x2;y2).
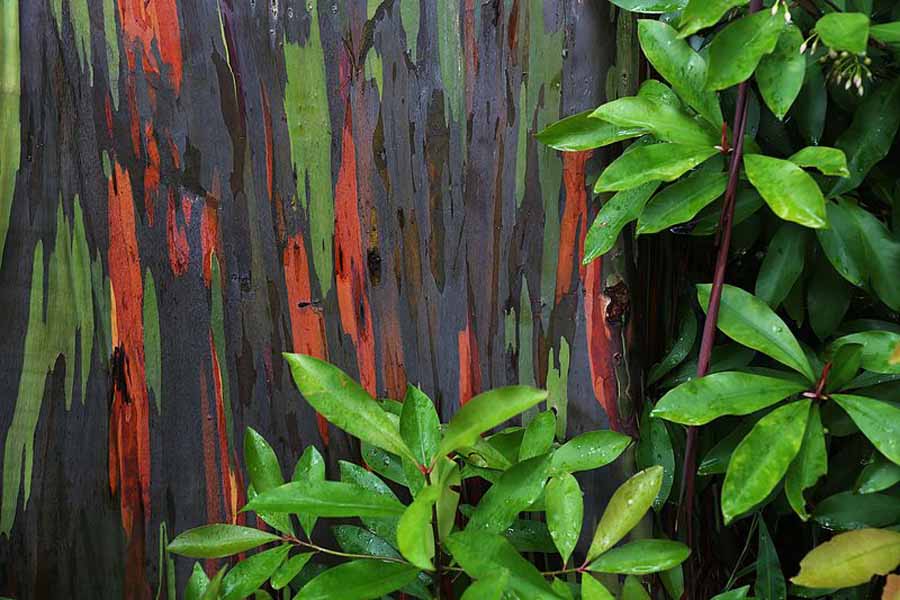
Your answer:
584;258;619;429
166;191;189;276
555;151;591;304
116;0;183;93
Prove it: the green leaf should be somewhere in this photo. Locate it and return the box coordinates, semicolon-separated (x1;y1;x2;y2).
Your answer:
636;405;674;510
271;552;313;590
815;12;870;54
536;110;645;151
721;400;811;523
648;305;697;385
185;562;211;600
660;565;685;600
791;528;900;589
756;25;806;120
636;166;727;234
698;284;816;381
610;0;687;13
519;412;556;461
336;462;400;545
758;223;809;309
785;405;827;521
595;143;718;192
856;454;900;494
678;0;749;39
587;539;690;575
870;21;900;46
816;199;900;310
437;386;548;460
505;519;557;553
699;419;756;476
638;20;723;126
545;473;583;564
813;492;900;530
460;573;509;600
690;185;764;236
400;385;440;467
807;252;851;340
832;394;900;465
587;466;663;561
283;354;416;463
756;519;786;600
788;147;849;177
201;567;227;600
743;154;827;228
397;486;439;570
621;575;652;600
706;10;785;91
244;428;293;536
244;480;406;518
295;559;420;600
826;343;863;392
582;576;615;600
830;80;900;197
794;62;827;145
653;371;806;426
168;525;281;559
293;445;326;537
221;544;290;600
711;585;751;600
551;430;632;474
467;454;551;533
583;182;660;263
446;530;562;599
591;97;718;146
333;525;400;559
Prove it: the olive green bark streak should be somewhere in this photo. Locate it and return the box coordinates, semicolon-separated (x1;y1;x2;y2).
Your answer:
144;269;161;413
436;1;464;134
283;5;333;297
400;0;420;59
210;253;234;450
103;0;120;107
50;0;93;84
546;339;570;440
91;249;112;358
518;276;537;422
0;0;20;264
1;197;94;536
365;0;383;95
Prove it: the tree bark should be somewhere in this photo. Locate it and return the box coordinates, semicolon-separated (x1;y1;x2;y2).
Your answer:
0;0;639;596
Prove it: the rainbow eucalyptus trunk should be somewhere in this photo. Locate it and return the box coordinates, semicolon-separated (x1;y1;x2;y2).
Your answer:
0;1;644;597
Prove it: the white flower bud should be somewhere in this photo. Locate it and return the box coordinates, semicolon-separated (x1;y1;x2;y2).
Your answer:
845;78;852;90
799;41;808;54
858;86;864;96
829;49;838;59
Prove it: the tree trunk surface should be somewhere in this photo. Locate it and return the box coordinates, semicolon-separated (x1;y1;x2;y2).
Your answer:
0;1;640;597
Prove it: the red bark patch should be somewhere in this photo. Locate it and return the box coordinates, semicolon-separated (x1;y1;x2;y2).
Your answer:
143;122;160;226
260;84;274;201
555;151;591;304
584;258;619;430
166;191;190;276
457;318;482;406
116;0;183;94
201;177;222;287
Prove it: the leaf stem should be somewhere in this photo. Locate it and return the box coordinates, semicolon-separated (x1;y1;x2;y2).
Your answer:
281;534;412;565
426;470;444;600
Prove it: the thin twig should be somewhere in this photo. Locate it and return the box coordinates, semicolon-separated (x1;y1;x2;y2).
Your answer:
281;534;412;565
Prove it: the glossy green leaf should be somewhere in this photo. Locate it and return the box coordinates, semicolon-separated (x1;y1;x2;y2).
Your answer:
756;519;786;600
856;454;900;494
200;567;227;600
826;343;863;393
168;525;281;559
400;385;440;468
638;20;723;125
699;419;756;476
830;80;900;197
244;428;293;536
711;585;751;600
467;455;551;533
653;371;806;425
690;185;764;236
791;528;900;589
333;525;400;559
582;576;615;600
785;405;827;521
815;12;870;54
794;62;827;145
221;544;290;600
519;412;556;461
551;430;632;474
446;531;561;600
660;565;685;600
504;519;556;553
621;575;652;600
721;400;811;524
587;466;663;561
808;252;851;340
185;562;210;600
536;110;645;151
460;572;509;600
636;405;674;510
337;460;400;543
678;0;749;38
832;394;900;465
756;25;806;119
583;182;660;263
244;480;405;518
788;146;849;177
871;22;900;45
756;223;809;308
591;97;718;146
610;0;687;13
648;304;696;385
636;166;727;234
295;559;420;600
595;143;718;192
397;486;439;570
283;354;416;463
587;539;690;575
744;154;827;228
270;552;313;590
698;284;815;381
437;386;548;460
706;10;785;91
545;473;583;564
813;492;900;530
816;199;900;310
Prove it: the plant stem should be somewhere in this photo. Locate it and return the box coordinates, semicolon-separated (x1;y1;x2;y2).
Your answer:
282;534;411;565
677;1;762;595
426;471;444;600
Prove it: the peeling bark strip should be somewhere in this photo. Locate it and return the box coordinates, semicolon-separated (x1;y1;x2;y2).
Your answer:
0;1;636;596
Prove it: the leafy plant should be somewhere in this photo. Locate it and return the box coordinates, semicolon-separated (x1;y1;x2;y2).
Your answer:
541;0;900;597
168;354;687;599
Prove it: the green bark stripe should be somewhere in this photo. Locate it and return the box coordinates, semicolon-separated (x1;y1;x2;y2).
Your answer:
144;269;161;413
0;0;20;264
210;253;233;450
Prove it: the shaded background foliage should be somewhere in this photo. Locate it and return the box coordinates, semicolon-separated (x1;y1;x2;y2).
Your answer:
0;0;647;597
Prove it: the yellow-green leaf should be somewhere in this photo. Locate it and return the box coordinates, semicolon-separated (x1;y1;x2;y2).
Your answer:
743;154;827;229
791;529;900;589
595;143;718;192
784;405;827;520
587;466;663;561
706;10;785;91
